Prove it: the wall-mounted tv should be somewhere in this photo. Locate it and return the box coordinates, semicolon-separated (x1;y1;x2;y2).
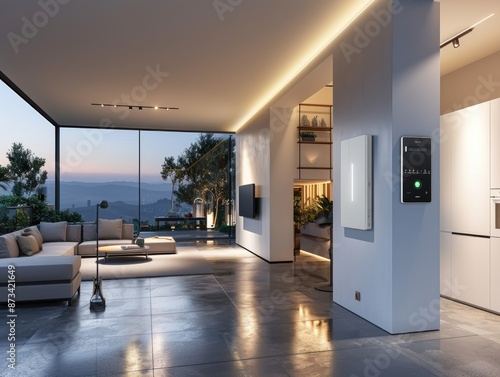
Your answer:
239;183;256;218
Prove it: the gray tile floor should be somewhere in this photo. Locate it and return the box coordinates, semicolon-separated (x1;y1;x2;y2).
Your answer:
2;242;500;376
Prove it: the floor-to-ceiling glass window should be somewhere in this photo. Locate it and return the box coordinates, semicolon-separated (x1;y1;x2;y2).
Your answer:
0;82;55;234
57;127;235;240
59;128;139;222
139;131;235;240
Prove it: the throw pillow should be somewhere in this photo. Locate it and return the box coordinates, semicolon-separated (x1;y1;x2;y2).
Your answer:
23;227;44;249
16;234;40;256
0;234;20;258
39;221;68;242
98;219;123;240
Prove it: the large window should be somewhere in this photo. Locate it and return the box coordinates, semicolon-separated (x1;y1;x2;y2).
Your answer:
0;82;55;204
59;128;235;239
59;128;139;222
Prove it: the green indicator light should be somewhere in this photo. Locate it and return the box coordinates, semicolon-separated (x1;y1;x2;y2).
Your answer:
414;180;422;189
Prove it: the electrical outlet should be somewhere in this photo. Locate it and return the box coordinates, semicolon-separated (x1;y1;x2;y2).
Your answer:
355;291;361;301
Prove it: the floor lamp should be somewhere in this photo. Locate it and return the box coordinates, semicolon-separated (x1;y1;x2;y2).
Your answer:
90;200;108;310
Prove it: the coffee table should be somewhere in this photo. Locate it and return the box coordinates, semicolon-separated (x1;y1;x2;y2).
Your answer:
98;244;150;263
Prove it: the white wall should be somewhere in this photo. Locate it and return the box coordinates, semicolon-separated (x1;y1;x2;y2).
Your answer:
332;0;440;334
441;50;500;115
236;110;271;261
235;107;296;262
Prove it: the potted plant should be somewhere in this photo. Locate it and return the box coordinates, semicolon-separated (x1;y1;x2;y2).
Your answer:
293;196;319;255
314;195;333;226
300;131;316;142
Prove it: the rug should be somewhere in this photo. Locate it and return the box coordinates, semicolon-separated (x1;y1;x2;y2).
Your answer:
79;248;213;280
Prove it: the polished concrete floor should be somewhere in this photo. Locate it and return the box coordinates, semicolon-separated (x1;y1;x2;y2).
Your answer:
2;242;500;376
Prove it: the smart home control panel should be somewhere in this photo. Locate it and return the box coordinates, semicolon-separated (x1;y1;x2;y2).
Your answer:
401;137;431;203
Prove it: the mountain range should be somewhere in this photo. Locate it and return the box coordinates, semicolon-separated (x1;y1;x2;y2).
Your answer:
43;181;190;224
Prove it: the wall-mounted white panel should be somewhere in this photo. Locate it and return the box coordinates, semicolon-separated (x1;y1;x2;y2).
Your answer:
491;98;500;189
440;232;452;296
451;234;490;309
340;135;372;230
451;102;490;236
491;237;500;312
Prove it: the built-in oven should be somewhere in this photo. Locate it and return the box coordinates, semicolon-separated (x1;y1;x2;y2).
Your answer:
491;189;500;237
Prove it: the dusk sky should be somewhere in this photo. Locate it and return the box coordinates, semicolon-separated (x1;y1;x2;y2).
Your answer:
0;81;203;183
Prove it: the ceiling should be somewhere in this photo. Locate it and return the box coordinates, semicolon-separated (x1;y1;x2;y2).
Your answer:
0;0;499;134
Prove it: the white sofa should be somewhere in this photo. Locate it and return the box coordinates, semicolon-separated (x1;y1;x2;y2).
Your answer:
0;220;177;305
0;223;81;304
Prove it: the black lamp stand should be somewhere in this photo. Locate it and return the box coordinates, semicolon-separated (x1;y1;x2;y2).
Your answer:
90;200;108;310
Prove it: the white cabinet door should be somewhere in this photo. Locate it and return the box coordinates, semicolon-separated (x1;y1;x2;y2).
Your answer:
491;237;500;312
451;102;490;236
440;231;452;296
491;98;500;188
452;234;490;309
440;114;453;232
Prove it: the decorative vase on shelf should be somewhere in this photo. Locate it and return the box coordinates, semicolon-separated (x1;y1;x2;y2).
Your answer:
320;118;327;128
301;115;310;127
311;116;318;128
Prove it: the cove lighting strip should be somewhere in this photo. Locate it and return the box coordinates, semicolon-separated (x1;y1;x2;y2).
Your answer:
91;103;179;111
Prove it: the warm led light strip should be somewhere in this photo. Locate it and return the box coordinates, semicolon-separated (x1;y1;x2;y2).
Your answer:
440;13;494;49
91;103;179;111
300;250;331;262
232;0;375;132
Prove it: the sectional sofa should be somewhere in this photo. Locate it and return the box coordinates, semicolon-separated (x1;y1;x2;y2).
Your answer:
0;220;176;305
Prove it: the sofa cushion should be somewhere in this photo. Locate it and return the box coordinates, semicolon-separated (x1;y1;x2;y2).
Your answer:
16;234;41;256
98;219;122;240
0;232;20;258
0;255;81;284
77;239;129;256
66;224;82;242
40;221;68;242
36;242;78;256
23;226;44;249
82;223;97;242
122;223;134;240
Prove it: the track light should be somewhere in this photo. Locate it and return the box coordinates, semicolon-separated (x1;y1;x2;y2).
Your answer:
440;13;494;50
92;103;179;111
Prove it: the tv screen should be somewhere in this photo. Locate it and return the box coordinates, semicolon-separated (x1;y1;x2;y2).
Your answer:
239;184;255;218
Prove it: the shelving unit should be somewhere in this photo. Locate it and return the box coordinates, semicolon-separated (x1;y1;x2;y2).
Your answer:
297;103;332;180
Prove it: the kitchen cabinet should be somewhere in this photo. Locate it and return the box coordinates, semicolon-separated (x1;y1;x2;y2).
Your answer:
491;98;500;188
451;101;490;236
491;237;500;313
451;234;490;309
440;115;453;232
440;231;452;296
